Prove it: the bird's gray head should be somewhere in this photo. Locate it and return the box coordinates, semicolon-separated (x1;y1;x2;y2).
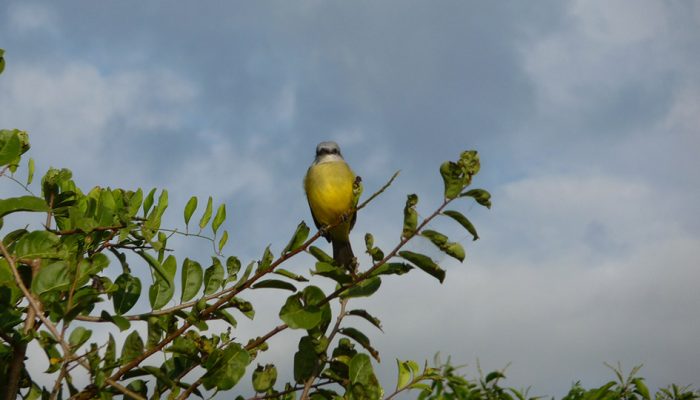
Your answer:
314;141;344;164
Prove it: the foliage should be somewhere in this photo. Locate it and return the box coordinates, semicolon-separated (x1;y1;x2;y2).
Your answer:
415;359;699;400
0;49;494;400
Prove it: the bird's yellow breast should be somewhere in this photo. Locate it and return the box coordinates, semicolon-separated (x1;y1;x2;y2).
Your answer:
304;161;355;227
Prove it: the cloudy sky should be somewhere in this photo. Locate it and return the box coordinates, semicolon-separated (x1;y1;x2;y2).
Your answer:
1;1;699;397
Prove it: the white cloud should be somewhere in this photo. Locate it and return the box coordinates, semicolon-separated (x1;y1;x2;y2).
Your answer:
571;0;668;45
7;2;58;34
0;61;198;182
521;1;676;115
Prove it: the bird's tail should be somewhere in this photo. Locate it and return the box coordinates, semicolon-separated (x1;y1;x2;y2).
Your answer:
332;239;355;270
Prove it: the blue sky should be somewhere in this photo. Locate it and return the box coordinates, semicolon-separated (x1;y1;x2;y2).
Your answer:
1;1;699;397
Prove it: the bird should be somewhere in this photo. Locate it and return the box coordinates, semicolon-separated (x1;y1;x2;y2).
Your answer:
303;141;358;269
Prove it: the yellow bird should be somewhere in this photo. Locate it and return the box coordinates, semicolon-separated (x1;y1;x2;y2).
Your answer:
304;141;357;268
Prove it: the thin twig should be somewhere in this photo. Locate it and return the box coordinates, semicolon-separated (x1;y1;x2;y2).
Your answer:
0;166;37;195
357;171;400;211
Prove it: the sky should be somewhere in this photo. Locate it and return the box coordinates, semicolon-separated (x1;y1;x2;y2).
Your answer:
1;1;699;397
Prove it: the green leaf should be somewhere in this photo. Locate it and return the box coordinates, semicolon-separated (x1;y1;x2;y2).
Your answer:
15;231;62;259
69;327;92;350
421;230;465;262
348;353;381;400
461;188;491;209
31;261;71;294
199;196;213;230
440;150;481;200
149;255;176;310
142;188;156;217
184;196;198;227
340;276;381;299
0;259;21;304
27;158;35;185
273;268;308;282
218;230;229;253
485;371;505;383
396;360;411;391
258;245;274;272
442;209;479;240
201;343;251;391
181;258;203;302
104;334;117;375
279;291;322;330
406;360;420;376
226;256;241;277
233;261;254;289
203;258;225;295
137;251;171;288
633;378;651;400
369;262;413;277
340;327;380;362
0;132;20;165
120;331;144;365
402;194;418;239
294;336;321;383
113;273;141;315
283;221;310;254
100;311;131;331
252;364;277;393
212;203;226;234
308;245;334;263
311;261;352;284
214;309;238;328
167;336;198;358
347;309;383;332
252;279;297;292
127;188;143;218
445;242;465;262
399;251;446;283
155;189;168;216
364;233;385;262
0;48;4;75
229;297;255;320
302;285;332;334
